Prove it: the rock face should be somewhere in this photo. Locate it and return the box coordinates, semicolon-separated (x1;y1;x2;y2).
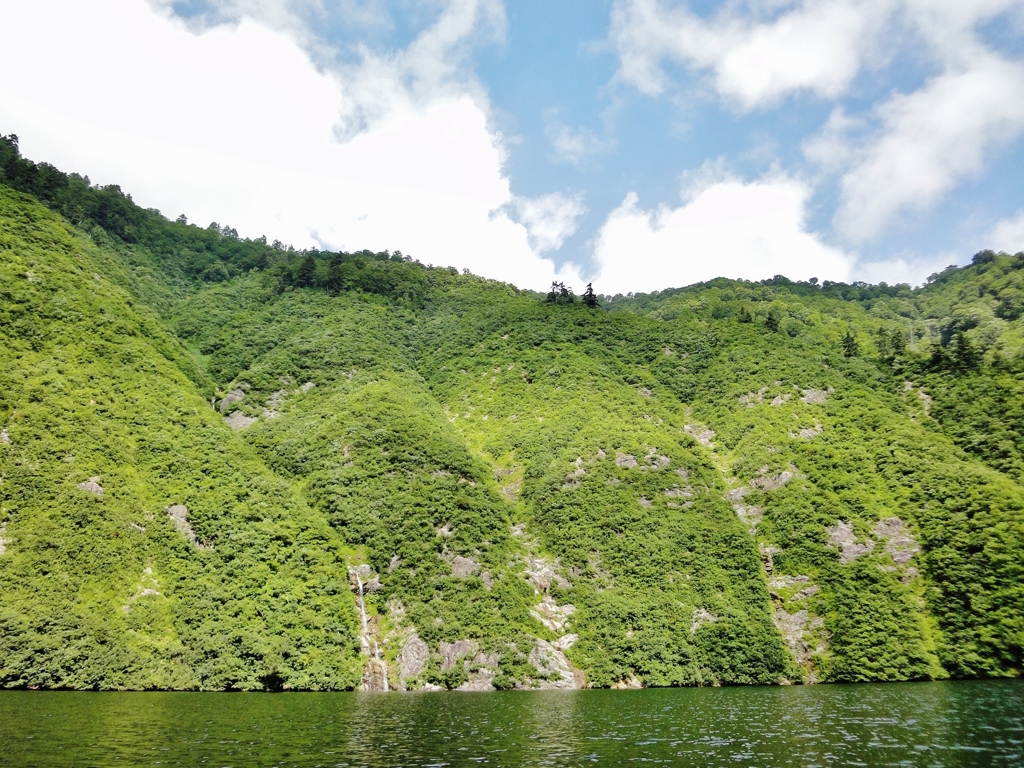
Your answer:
77;476;104;496
397;634;429;681
531;595;576;633
615;452;638;468
691;608;717;633
450;555;480;577
167;504;196;544
801;388;829;405
827;520;874;563
440;639;476;671
218;388;246;414
362;658;388;692
0;428;9;443
0;524;8;556
529;639;582;689
774;607;825;668
224;411;257;430
874;517;920;565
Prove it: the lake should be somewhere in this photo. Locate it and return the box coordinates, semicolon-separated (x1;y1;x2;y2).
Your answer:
1;680;1021;766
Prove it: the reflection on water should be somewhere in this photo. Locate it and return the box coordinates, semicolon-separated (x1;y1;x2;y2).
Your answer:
0;680;1021;766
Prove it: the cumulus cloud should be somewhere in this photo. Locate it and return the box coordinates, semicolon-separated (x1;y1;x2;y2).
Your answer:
0;0;578;290
988;210;1024;253
611;0;894;110
593;175;853;293
512;193;587;253
614;0;1024;243
836;55;1024;241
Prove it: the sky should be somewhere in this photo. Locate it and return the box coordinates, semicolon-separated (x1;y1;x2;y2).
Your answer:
2;0;1024;294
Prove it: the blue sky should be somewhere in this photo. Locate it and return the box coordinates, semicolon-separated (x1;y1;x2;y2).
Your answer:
2;0;1024;292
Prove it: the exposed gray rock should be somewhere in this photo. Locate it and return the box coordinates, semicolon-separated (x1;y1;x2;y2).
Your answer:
874;517;920;565
451;555;480;577
664;486;692;498
530;595;576;633
638;497;652;507
684;425;715;446
800;389;828;405
751;470;795;491
397;634;429;680
480;570;494;589
795;424;823;440
300;381;316;392
774;607;824;666
440;639;477;671
733;504;763;528
224;411;257;430
524;556;571;593
529;639;581;689
827;520;874;563
691;607;717;633
0;524;8;556
760;543;781;575
615;452;638;468
361;657;389;691
218;388;246;414
770;394;790;406
77;476;104;496
644;449;670;469
553;633;578;651
612;675;642;689
0;428;9;443
167;504;196;544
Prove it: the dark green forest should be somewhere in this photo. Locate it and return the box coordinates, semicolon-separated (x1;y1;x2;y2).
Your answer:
1;134;1022;690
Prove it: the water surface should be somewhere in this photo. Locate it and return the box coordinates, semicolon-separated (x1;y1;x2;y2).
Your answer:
1;680;1021;766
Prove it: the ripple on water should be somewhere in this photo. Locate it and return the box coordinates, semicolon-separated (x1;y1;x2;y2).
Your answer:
0;681;1021;766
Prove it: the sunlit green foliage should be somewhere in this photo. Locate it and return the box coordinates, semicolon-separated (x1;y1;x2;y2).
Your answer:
1;141;1023;690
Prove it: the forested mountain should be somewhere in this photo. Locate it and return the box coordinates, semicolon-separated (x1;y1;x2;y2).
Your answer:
1;135;1021;690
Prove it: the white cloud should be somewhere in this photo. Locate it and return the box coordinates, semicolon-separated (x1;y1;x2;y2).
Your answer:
836;55;1024;241
0;0;578;290
512;193;587;253
544;112;615;165
851;252;960;286
593;176;853;293
988;210;1024;253
614;0;1024;243
611;0;894;110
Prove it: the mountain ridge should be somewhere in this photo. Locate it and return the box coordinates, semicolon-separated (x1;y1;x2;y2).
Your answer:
1;137;1021;690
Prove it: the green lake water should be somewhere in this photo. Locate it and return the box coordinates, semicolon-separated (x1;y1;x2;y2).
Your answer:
1;680;1021;767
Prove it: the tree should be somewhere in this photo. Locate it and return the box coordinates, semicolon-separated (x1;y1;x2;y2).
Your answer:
295;256;317;288
582;283;599;308
842;328;859;358
765;308;781;333
546;281;575;304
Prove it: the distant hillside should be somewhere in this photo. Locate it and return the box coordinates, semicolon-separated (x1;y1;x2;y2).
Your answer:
1;135;1022;690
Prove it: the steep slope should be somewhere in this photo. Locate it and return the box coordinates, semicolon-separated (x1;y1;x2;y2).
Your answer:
2;137;1023;689
0;187;363;690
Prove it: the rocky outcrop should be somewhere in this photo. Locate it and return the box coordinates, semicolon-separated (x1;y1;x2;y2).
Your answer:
450;555;481;577
224;411;256;430
774;607;825;672
531;595;576;633
167;504;196;544
874;517;920;565
397;634;429;682
77;476;104;496
218;388;246;414
800;388;829;405
529;639;583;689
439;639;477;671
691;608;717;633
827;520;874;563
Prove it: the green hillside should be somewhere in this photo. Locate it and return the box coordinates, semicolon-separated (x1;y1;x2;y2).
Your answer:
1;135;1021;690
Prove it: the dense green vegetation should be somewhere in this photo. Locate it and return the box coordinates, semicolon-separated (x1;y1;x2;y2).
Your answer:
1;139;1022;690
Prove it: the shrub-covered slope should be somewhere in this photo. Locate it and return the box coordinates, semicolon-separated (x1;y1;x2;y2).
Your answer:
1;139;1022;689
